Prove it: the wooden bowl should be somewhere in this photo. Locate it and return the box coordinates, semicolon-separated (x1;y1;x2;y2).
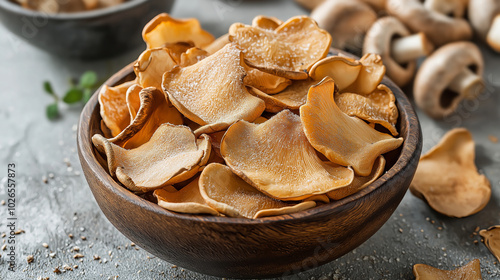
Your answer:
77;51;422;278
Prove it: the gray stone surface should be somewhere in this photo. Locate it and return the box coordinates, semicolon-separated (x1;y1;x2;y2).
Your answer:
0;0;499;279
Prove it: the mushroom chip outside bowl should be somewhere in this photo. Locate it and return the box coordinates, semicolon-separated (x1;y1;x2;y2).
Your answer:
0;0;175;59
77;49;422;278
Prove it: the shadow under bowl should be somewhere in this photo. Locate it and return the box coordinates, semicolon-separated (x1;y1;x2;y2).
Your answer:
77;49;422;278
0;0;174;59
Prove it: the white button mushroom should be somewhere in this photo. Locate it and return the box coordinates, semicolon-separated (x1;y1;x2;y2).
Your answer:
310;0;377;52
469;0;500;52
414;42;485;118
364;16;434;87
386;0;472;47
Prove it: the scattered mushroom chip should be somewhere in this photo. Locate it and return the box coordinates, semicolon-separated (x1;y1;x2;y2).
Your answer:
480;226;500;262
142;13;215;49
199;163;316;218
410;128;491;218
251;15;283;30
344;53;386;95
98;80;137;137
335;84;399;136
163;43;265;133
300;77;403;176
154;177;219;216
413;259;482;280
92;124;211;192
134;48;177;89
229;16;331;80
327;156;386;200
109;87;183;149
221;110;354;201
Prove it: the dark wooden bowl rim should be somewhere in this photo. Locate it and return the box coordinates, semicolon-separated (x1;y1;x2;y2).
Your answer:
78;51;421;226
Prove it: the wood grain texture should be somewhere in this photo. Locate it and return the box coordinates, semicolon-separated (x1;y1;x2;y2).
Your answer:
77;49;422;278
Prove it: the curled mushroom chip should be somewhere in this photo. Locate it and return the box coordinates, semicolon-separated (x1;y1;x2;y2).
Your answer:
92;124;211;192
159;41;194;63
142;13;214;49
134;48;177;89
247;85;309;113
229;16;331;80
327;156;386;200
163;43;265;133
199;163;316;218
221;110;354;201
335;84;399;136
410;128;491;218
153;177;219;216
309;56;363;91
413;259;482;280
243;64;291;94
252;15;283;30
126;84;142;120
98;80;137;137
300;77;403;176
344;53;386;95
109;87;183;149
179;47;208;67
480;226;500;262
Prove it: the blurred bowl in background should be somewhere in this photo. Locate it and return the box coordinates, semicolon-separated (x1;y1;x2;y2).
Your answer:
0;0;175;59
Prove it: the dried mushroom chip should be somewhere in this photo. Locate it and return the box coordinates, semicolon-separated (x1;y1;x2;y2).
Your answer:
335;84;399;136
109;87;183;149
413;259;482;280
300;77;403;176
480;226;500;262
154;177;219;216
309;56;363;91
92;124;211;192
247;85;308;113
134;48;177;89
344;53;386;95
410;128;491;218
160;41;194;64
126;84;142;120
179;47;208;67
142;13;214;49
98;80;137;137
163;43;265;133
204;34;230;55
220;110;354;201
243;64;291;94
229;16;331;80
199;163;316;218
327;156;386;200
252;15;283;30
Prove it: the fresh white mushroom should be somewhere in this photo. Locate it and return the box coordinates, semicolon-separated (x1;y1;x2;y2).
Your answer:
386;0;472;46
469;0;500;52
424;0;469;18
414;42;484;118
310;0;377;51
364;16;434;87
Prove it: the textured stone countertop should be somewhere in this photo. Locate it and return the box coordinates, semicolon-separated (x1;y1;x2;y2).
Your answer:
1;0;499;279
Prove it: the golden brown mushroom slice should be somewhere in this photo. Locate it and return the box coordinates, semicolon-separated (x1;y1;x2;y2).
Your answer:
243;64;291;95
126;84;142;120
221;110;354;201
179;47;208;67
199;163;316;218
134;48;177;89
153;177;219;216
229;16;331;80
309;56;363;91
413;259;482;280
327;156;386;200
163;43;265;134
335;84;399;136
160;41;194;64
300;77;403;176
142;13;215;49
410;128;491;218
98;80;137;137
343;53;386;95
92;124;211;192
252;15;283;30
480;226;500;262
109;87;183;149
204;34;230;55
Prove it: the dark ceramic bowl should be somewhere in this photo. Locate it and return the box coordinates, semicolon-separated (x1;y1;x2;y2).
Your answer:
0;0;174;59
78;50;422;278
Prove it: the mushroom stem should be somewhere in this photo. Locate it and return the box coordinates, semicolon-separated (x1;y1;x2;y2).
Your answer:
487;14;500;52
391;33;434;64
448;68;485;100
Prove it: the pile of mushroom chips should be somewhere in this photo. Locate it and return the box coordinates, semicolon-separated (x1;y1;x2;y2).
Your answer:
92;14;403;219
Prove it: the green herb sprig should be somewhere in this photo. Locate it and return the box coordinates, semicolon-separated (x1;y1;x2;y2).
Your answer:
43;71;98;120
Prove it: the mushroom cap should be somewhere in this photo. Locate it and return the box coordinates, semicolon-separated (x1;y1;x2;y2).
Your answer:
386;0;472;46
311;0;377;50
468;0;500;39
414;41;484;118
363;16;416;87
